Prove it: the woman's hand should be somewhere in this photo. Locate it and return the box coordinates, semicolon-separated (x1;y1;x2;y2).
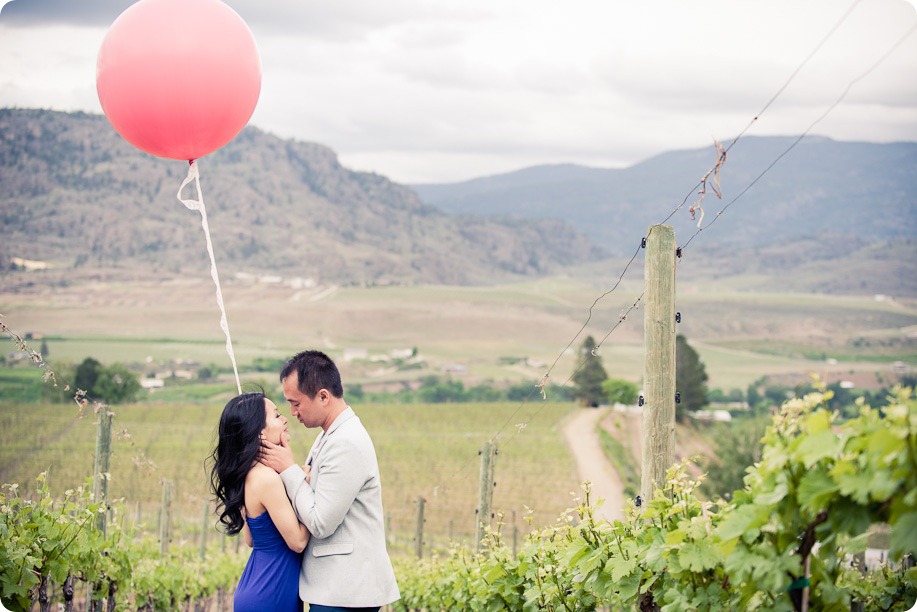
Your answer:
304;464;312;484
258;436;296;473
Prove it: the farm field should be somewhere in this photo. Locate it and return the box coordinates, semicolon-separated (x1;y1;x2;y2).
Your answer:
2;272;914;395
2;271;914;561
0;400;580;557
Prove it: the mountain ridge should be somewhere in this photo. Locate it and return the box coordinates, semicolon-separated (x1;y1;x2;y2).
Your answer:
411;136;917;257
2;109;915;294
0;108;604;286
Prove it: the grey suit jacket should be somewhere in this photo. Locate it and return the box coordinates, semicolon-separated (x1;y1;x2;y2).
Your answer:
279;407;400;607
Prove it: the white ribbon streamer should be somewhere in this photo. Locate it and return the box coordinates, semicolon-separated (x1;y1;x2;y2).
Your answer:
177;161;242;395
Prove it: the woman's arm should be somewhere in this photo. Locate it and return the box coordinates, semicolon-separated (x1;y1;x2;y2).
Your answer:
253;468;310;553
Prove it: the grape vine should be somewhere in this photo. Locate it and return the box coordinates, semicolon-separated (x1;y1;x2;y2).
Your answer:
0;474;246;611
393;387;917;611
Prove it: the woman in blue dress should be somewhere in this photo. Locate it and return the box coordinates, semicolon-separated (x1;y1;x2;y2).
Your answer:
210;392;309;611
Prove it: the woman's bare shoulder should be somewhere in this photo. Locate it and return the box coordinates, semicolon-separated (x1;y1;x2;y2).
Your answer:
246;463;282;488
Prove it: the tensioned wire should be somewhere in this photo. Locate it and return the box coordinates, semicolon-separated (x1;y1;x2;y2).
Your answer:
2;0;913;517
428;0;915;496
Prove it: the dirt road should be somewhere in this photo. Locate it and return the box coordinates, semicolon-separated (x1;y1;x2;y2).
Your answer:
562;407;626;522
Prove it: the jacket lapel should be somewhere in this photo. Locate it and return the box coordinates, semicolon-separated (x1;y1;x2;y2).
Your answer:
305;407;356;480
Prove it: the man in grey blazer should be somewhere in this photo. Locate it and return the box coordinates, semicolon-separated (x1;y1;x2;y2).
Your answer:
260;350;400;611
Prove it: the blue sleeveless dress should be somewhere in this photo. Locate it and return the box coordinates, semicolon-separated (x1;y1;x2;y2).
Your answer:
234;512;303;612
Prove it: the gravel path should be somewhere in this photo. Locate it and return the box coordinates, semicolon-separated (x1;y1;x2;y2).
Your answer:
562;407;626;522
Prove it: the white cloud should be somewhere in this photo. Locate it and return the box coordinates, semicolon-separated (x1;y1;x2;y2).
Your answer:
1;0;915;183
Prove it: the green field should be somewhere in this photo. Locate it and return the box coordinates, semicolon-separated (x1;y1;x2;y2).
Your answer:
2;275;914;395
2;274;915;558
0;400;580;556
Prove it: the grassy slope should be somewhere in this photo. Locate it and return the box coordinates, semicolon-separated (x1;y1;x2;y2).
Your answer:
2;273;913;556
0;400;579;557
2;274;913;395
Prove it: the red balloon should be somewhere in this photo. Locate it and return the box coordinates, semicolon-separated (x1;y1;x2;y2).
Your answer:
96;0;261;161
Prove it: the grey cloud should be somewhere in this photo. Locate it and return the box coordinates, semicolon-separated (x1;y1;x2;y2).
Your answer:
235;1;493;42
0;0;135;26
0;0;492;43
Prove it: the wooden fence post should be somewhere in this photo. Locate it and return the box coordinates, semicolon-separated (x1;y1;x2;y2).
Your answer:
160;480;172;556
476;441;496;552
92;407;113;534
88;406;113;611
200;501;209;560
640;224;677;504
414;496;425;559
850;551;866;612
512;509;518;556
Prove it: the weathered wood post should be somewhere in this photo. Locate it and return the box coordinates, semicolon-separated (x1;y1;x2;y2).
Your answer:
160;480;172;555
92;406;113;533
640;224;677;504
850;552;866;612
200;501;209;560
475;441;496;552
414;496;426;559
512;509;519;556
88;406;113;611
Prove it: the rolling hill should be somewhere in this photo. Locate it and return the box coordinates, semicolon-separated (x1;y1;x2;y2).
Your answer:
411;136;917;256
0;108;604;286
2;109;915;295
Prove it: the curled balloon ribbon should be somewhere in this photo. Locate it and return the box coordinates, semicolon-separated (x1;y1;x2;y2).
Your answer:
177;161;242;395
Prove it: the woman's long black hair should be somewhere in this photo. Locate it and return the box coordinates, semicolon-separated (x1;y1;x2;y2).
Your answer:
209;392;266;535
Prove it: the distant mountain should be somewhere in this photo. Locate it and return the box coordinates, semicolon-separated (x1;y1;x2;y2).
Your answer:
3;110;915;294
411;136;917;257
0;109;605;285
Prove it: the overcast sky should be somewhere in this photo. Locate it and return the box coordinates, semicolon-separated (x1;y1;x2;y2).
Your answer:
1;0;915;183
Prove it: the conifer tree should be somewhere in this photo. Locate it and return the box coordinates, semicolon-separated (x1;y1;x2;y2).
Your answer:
675;334;708;420
572;335;608;407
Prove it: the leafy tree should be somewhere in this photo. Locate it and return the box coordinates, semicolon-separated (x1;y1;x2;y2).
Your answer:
675;334;708;421
763;385;792;407
74;357;103;395
708;388;746;404
71;358;140;404
571;335;608;407
253;357;285;372
700;415;769;499
602;378;639;405
506;382;538;402
468;384;502;402
416;376;468;403
93;364;140;404
347;384;365;401
746;380;762;410
505;381;572;403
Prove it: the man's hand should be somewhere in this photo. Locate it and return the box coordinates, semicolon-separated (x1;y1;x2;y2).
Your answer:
259;436;296;473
